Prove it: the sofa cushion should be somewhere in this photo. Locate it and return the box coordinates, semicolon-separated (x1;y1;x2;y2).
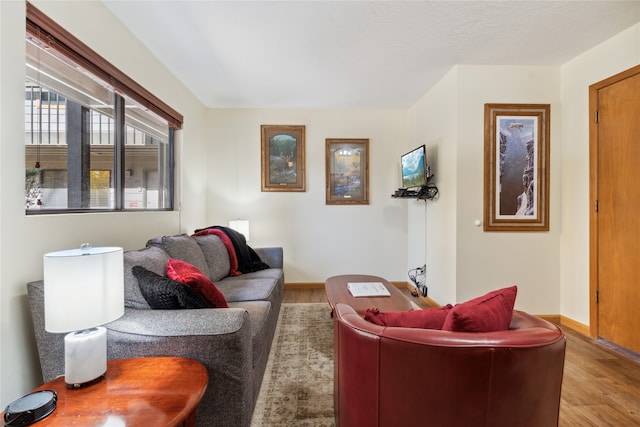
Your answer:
442;285;518;332
364;304;453;329
167;258;229;308
132;266;209;309
149;234;211;279
123;246;170;309
222;268;284;282
216;277;279;303
193;229;240;276
193;234;231;281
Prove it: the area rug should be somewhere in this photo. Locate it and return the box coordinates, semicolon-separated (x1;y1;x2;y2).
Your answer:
251;303;335;427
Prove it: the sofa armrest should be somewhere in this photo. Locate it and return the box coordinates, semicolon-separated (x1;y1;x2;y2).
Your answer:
105;307;254;427
106;306;248;337
105;307;253;379
105;307;253;382
253;247;283;269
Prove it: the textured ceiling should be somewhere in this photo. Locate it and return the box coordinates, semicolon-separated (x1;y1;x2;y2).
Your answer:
102;1;640;109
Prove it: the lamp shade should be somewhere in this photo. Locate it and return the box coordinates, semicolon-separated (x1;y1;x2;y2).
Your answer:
43;245;124;333
229;219;250;242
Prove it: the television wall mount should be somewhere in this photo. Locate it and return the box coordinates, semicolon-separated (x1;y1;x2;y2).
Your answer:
392;184;438;201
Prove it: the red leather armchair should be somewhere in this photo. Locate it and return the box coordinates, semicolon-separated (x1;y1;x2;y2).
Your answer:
333;303;566;427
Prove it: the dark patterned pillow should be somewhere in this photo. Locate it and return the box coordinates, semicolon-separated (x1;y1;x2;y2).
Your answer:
132;265;209;309
166;258;228;308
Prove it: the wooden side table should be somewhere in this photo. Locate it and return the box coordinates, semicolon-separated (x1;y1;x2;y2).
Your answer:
5;357;208;427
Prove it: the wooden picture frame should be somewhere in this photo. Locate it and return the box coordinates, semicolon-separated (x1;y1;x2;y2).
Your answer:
484;104;550;231
261;125;306;192
325;138;369;205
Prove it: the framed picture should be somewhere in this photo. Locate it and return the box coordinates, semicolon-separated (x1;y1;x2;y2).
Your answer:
261;125;306;192
325;138;369;205
484;103;550;231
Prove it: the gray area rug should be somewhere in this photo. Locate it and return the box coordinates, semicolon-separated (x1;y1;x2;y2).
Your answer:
251;303;335;426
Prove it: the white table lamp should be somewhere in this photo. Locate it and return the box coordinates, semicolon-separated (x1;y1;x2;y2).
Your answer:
229;219;250;242
43;244;124;388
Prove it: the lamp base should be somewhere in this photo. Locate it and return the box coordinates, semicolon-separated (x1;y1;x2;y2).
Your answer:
64;327;107;388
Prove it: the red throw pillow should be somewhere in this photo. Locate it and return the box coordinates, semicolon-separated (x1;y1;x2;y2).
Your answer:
441;285;517;332
166;258;229;308
364;304;453;329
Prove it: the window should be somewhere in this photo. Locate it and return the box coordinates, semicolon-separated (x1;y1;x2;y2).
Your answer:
25;3;182;213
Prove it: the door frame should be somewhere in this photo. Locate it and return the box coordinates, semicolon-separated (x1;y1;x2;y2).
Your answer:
589;64;640;339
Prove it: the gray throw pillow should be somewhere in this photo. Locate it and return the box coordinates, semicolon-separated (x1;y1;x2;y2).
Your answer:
123;246;170;309
150;234;211;279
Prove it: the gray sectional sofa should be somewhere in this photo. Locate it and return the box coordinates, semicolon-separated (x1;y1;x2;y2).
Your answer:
27;232;284;427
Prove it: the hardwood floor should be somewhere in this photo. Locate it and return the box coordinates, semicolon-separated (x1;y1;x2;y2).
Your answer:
283;286;640;426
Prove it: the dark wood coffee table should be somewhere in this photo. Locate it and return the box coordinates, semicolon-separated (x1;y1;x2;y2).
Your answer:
325;274;415;315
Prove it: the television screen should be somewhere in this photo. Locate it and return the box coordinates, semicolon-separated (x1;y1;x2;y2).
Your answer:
401;145;427;189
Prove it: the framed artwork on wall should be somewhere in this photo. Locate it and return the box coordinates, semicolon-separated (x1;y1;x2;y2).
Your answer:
325;138;369;205
261;125;306;192
484;103;550;231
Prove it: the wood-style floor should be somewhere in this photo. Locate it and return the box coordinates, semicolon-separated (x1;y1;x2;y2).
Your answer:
283;287;640;426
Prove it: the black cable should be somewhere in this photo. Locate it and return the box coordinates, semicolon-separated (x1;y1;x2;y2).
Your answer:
407;268;419;285
417;185;439;201
408;266;428;297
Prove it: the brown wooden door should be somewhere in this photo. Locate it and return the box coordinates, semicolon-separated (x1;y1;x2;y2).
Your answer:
591;65;640;353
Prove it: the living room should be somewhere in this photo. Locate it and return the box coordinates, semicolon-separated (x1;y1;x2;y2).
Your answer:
1;0;640;415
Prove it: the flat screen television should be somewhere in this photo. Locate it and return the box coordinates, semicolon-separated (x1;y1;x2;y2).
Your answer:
401;145;428;189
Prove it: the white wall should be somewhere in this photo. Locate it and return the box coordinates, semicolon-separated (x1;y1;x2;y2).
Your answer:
407;68;459;305
455;66;562;315
408;66;562;314
206;109;409;283
559;23;640;325
0;0;208;406
407;24;640;321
